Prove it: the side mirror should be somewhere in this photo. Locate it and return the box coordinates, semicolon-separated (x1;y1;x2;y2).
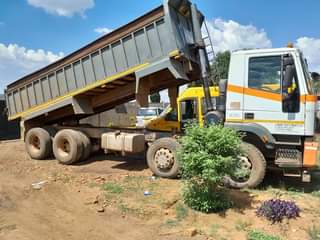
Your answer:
282;55;299;113
282;65;295;94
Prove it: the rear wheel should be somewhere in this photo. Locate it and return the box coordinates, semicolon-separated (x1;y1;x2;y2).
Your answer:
147;138;180;178
53;129;83;165
25;127;52;159
78;131;91;161
224;142;266;189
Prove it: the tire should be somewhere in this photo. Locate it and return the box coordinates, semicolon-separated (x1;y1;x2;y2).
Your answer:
53;129;83;165
78;131;91;161
146;138;180;178
25;128;52;160
224;142;266;189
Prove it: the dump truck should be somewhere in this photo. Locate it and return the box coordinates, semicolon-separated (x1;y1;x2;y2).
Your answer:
5;0;320;188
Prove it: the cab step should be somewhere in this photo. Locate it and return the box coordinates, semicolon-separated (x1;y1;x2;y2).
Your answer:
275;148;302;168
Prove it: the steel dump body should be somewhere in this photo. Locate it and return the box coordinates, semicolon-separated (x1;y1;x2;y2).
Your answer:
5;0;202;124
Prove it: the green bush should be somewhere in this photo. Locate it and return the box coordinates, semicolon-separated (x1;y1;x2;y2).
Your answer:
178;124;241;213
182;181;232;213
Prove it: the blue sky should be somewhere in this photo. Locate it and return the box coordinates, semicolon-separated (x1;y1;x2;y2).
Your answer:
0;0;320;92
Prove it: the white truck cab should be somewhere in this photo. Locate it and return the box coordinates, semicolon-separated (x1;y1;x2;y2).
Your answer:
219;47;320;185
226;48;316;137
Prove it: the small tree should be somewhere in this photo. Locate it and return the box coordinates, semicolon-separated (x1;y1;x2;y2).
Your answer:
312;72;320;95
178;123;241;213
210;51;231;84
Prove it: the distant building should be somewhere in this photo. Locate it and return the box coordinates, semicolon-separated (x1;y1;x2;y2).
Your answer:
0;94;20;140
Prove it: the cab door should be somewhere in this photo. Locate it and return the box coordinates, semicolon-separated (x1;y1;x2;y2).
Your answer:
243;54;305;135
179;98;199;129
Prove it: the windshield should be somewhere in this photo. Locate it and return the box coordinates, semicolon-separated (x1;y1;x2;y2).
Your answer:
300;53;314;94
137;108;158;117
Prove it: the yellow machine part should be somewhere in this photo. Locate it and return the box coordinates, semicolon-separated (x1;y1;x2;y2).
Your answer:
146;86;220;132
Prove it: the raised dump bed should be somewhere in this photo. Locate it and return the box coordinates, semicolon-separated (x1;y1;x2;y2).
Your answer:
5;0;203;124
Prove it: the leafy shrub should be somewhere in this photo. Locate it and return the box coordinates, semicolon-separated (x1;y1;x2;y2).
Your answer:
256;199;300;223
178;124;241;212
247;230;281;240
182;181;232;213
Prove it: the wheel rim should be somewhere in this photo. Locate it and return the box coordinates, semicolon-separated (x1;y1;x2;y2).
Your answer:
154;148;175;172
57;138;71;158
30;135;41;151
232;156;252;183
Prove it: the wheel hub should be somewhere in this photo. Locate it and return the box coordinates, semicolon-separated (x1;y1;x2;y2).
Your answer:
233;156;252;181
31;135;40;150
154;148;174;169
240;156;252;170
62;140;70;153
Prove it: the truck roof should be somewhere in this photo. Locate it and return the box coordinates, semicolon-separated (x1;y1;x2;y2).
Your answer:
232;47;300;56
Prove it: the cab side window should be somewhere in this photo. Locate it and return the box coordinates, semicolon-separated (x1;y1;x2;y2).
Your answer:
180;99;198;121
248;56;281;93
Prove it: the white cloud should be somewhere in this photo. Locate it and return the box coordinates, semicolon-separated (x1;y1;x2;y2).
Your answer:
204;18;272;53
296;37;320;73
0;43;64;92
27;0;94;17
94;27;113;35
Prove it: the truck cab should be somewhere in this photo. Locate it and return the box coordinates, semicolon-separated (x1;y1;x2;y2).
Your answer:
146;47;320;186
225;47;316;137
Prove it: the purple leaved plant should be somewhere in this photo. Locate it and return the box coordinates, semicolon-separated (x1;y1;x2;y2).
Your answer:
256;199;300;223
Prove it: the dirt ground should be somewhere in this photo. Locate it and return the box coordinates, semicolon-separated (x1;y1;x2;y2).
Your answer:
0;141;319;240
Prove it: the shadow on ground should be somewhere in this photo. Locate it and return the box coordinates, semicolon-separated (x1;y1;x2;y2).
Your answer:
259;169;320;193
75;151;148;172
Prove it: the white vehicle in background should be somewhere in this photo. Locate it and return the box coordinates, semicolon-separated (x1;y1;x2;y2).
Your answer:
136;107;164;127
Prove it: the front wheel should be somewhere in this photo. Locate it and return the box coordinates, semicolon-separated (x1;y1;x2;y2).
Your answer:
224;142;266;189
146;138;180;178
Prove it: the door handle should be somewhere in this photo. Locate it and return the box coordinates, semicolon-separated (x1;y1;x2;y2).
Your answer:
245;113;254;120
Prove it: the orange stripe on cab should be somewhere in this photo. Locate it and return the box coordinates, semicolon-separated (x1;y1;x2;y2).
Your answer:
227;84;317;103
300;95;317;103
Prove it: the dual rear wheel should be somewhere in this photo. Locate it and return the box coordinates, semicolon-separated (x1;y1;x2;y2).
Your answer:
25;128;91;165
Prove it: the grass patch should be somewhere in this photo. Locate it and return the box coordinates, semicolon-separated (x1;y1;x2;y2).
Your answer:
209;224;220;235
175;202;188;221
117;202;131;214
101;182;123;194
117;202;146;217
235;219;252;231
162;219;179;228
247;230;281;240
122;175;159;194
307;225;320;240
311;191;320;198
123;176;144;191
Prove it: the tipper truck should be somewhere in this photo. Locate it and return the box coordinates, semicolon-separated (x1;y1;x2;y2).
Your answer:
5;0;320;188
